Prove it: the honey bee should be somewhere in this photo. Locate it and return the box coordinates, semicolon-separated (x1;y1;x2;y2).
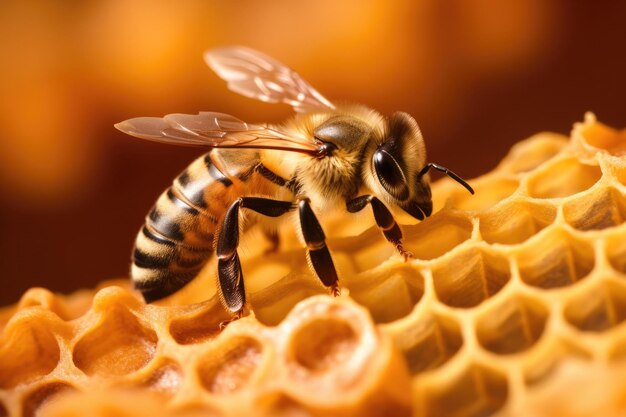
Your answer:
115;47;474;317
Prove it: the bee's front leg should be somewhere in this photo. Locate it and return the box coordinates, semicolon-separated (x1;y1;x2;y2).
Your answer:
217;197;295;318
347;195;413;260
298;198;340;296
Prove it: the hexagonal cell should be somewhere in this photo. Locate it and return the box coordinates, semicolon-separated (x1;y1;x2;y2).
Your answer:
251;271;326;326
73;306;157;377
349;265;424;324
578;120;626;156
606;233;626;274
432;247;511;308
449;177;519;212
476;295;549;354
396;314;463;374
523;340;592;386
22;382;76;417
479;200;557;245
290;317;359;373
403;213;473;261
563;187;626;231
517;229;595;289
500;133;568;174
419;364;508;417
169;301;231;345
527;157;602;199
140;360;183;396
197;336;264;395
0;316;60;389
564;280;626;332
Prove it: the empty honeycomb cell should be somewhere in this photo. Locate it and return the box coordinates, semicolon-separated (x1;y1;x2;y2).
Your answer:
73;306;158;377
517;228;594;289
251;272;326;326
527;157;602;199
563;187;626;230
476;295;548;354
431;247;511;308
169;302;231;345
500;133;568;174
419;364;508;417
348;265;424;324
449;177;519;212
197;336;263;395
0;315;60;389
564;280;626;332
290;317;358;373
522;339;592;387
479;200;557;245
577;119;626;156
403;213;473;261
606;233;626;274
140;360;183;396
397;314;463;374
22;382;76;417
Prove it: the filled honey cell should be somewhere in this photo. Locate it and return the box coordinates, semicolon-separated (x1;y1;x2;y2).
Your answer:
517;228;594;289
479;200;557;245
476;295;549;354
526;157;602;199
431;247;511;308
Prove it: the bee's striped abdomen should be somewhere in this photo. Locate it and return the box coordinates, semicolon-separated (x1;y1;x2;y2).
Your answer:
131;151;242;303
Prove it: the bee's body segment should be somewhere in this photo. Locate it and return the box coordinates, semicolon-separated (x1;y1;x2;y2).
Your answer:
117;46;474;313
131;149;289;302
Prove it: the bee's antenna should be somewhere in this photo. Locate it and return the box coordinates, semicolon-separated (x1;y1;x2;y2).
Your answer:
418;163;475;195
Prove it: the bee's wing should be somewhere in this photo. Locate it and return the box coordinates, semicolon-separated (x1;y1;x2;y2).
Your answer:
205;46;335;113
115;111;322;154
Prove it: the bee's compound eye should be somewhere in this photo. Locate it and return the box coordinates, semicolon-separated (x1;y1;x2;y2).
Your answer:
373;149;409;200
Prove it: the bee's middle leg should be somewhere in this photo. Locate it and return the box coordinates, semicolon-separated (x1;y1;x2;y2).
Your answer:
298;198;340;296
217;197;294;316
347;195;413;260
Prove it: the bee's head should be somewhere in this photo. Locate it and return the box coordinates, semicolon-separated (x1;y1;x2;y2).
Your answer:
368;112;433;221
368;112;474;221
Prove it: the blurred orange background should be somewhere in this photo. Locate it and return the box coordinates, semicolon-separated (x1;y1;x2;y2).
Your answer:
1;0;625;305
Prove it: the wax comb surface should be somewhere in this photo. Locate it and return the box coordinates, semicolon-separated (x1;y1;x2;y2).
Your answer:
1;114;625;416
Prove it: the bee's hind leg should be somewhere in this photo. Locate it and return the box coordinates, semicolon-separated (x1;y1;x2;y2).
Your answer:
347;195;413;261
298;198;340;296
217;197;295;319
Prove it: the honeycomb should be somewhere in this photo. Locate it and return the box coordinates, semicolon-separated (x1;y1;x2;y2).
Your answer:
1;113;626;417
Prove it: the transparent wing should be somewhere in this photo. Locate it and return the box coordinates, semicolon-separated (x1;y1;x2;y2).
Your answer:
205;46;335;113
115;111;322;154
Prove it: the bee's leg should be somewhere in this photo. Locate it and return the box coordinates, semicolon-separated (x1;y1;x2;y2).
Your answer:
298;198;340;296
347;195;413;260
217;197;294;316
